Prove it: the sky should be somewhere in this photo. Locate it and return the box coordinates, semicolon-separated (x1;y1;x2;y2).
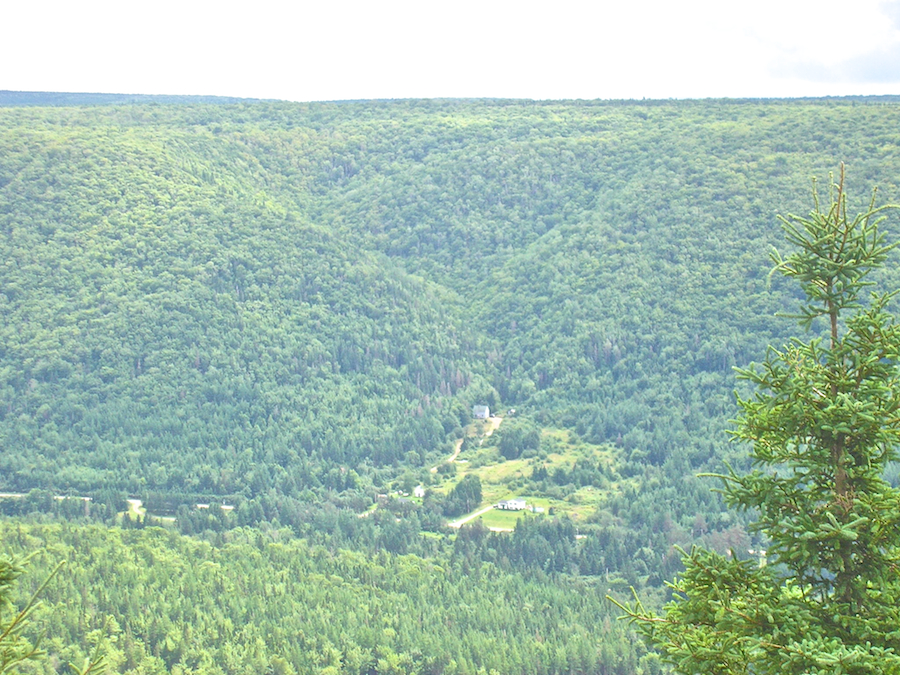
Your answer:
4;0;900;102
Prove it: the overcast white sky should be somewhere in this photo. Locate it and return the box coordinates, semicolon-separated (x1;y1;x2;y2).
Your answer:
4;0;900;102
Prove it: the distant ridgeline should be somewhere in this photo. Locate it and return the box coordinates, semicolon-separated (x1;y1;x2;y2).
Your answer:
2;94;900;512
0;90;275;106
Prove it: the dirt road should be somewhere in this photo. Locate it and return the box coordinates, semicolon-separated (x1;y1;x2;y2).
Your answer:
430;417;503;473
448;505;495;528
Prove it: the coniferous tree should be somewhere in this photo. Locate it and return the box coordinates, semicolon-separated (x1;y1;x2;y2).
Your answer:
615;169;900;674
0;557;48;673
0;556;107;675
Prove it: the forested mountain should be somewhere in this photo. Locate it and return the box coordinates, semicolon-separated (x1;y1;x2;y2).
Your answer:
0;104;490;495
5;99;900;498
3;96;900;674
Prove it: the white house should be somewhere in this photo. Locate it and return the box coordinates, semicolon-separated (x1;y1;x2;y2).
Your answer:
413;485;425;498
496;498;527;511
473;404;490;419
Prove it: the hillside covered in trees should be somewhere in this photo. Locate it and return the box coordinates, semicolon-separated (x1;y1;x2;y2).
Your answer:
3;96;900;674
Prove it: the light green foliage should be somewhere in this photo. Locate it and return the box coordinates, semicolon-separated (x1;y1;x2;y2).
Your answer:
614;172;900;673
0;555;106;675
0;557;46;674
3;522;639;675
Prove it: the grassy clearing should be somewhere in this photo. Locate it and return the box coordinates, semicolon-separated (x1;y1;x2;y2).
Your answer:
540;430;617;469
425;426;624;528
466;496;569;529
479;483;512;505
479;508;523;530
474;457;531;483
557;486;606;521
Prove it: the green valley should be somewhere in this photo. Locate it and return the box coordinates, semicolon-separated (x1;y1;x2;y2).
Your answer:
3;96;900;674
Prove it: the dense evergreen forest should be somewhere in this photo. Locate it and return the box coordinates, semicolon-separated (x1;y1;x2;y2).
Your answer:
3;522;648;675
3;96;900;674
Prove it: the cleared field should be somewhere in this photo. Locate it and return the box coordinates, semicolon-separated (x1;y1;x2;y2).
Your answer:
479;508;523;530
416;427;625;529
468;497;556;530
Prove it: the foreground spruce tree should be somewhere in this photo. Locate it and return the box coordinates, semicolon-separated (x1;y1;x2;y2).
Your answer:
0;557;56;674
0;556;105;675
614;169;900;674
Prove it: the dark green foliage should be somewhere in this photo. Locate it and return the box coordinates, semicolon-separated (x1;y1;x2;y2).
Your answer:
443;475;482;517
4;99;900;507
0;105;481;495
495;419;541;460
5;101;900;674
454;516;577;575
616;174;900;673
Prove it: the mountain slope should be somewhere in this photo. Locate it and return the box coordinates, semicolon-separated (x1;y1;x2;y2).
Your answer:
0;110;482;494
2;99;900;504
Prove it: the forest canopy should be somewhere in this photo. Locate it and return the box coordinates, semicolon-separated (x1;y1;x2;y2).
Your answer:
4;98;900;502
4;96;900;674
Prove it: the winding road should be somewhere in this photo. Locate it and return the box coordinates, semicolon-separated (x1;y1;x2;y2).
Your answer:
431;416;503;473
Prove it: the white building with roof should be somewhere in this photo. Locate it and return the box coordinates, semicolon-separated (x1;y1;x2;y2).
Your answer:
473;404;490;419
